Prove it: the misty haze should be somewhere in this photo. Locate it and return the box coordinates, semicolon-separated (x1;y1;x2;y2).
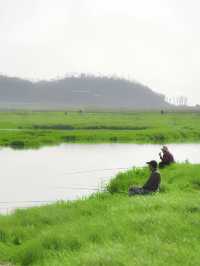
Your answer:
0;1;200;266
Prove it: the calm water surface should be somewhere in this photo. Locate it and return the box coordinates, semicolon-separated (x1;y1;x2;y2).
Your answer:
0;143;199;213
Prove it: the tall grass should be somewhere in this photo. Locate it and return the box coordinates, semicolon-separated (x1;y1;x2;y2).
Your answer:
0;164;200;265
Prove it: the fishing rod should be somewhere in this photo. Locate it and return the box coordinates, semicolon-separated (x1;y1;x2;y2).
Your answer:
0;200;55;205
54;186;103;191
0;167;132;208
61;167;130;175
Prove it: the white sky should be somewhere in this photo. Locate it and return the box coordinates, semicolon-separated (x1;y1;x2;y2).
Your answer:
0;0;200;105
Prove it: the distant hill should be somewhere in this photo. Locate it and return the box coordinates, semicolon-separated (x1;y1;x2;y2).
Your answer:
0;75;170;110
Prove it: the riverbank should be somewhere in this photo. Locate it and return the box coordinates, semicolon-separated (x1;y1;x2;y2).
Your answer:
0;163;200;266
0;111;200;148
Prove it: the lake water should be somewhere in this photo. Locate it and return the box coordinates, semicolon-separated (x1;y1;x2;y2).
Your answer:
0;143;199;214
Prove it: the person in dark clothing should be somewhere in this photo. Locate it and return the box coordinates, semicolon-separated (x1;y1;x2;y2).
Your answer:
128;160;161;196
159;146;175;168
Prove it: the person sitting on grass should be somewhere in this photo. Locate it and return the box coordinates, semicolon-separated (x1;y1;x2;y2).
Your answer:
128;160;161;196
159;146;175;168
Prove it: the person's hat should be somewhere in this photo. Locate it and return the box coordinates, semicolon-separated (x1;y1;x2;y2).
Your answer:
161;146;168;151
146;160;158;168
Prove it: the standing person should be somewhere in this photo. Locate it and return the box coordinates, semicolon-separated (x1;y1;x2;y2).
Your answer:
128;160;161;196
159;146;175;168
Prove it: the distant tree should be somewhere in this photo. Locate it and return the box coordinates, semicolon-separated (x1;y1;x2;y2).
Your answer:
176;96;188;106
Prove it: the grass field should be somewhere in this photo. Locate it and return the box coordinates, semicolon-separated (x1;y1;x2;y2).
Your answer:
0;111;200;147
0;163;200;266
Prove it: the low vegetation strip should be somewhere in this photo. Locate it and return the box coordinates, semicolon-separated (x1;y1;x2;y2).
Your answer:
0;128;200;148
0;164;200;266
0;111;200;147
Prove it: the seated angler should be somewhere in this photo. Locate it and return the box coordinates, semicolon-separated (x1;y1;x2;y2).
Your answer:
128;160;161;196
159;146;175;168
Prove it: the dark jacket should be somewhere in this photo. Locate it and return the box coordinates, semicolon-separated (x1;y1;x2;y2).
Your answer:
143;170;161;192
160;151;174;165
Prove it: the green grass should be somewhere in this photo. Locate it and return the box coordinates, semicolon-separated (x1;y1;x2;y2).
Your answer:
0;111;200;147
0;163;200;265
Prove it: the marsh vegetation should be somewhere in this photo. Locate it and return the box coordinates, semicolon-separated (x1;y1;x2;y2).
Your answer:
0;111;200;148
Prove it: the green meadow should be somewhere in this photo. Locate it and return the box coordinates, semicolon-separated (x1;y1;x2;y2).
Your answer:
0;111;200;147
0;163;200;266
0;111;200;265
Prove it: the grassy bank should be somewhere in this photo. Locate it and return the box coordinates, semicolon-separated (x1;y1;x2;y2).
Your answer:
0;111;200;147
0;163;200;265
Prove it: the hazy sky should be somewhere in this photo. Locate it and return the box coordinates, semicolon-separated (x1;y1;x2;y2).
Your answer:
0;0;200;105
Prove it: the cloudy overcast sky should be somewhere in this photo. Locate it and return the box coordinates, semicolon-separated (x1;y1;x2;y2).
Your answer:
0;0;200;105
